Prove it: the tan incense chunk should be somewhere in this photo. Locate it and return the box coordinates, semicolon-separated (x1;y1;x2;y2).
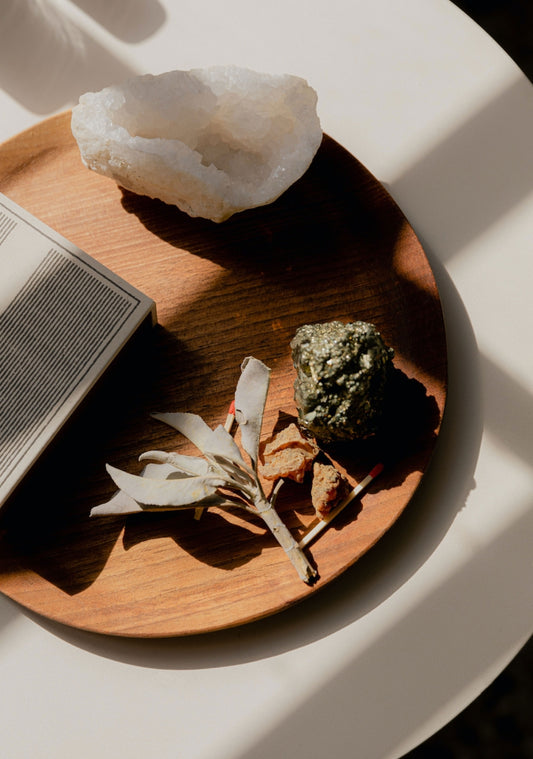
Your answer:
262;423;318;456
311;461;349;517
261;447;315;483
260;423;318;483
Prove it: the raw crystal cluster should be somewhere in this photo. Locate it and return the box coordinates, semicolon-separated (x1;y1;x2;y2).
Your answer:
71;65;322;222
291;321;394;442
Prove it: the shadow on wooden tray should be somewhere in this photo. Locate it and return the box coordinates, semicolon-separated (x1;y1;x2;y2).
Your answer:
0;320;160;596
118;134;403;282
0;354;440;597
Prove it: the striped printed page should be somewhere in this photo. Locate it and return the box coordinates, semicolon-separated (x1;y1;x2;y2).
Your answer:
0;194;155;507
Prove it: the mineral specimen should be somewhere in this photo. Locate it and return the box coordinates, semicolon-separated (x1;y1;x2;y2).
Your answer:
290;321;394;441
71;65;322;222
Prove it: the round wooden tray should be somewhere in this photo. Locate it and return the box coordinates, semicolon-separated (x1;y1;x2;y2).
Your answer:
0;112;447;637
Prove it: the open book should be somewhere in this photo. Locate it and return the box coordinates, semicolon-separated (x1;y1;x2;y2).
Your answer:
0;193;156;508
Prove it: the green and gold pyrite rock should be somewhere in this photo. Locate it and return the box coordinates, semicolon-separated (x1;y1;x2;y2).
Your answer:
290;321;394;442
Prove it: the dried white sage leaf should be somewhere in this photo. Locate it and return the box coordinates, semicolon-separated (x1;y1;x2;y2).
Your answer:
151;412;214;452
106;464;225;507
234;357;270;466
139;449;209;476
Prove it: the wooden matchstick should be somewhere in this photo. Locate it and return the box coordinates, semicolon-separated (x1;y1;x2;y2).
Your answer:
224;399;236;432
298;462;384;548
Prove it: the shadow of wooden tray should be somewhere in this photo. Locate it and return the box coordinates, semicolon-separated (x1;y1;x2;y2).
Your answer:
0;112;447;637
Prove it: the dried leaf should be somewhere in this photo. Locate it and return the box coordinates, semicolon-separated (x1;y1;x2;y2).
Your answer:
205;424;247;466
91;462;175;516
139;449;209;476
91;491;236;516
151;413;247;467
91;489;145;516
234;357;270;465
208;453;255;490
106;464;225;507
92;462;249;516
151;412;214;453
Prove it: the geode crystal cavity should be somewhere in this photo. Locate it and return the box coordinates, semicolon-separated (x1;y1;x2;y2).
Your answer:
71;65;322;222
290;321;394;441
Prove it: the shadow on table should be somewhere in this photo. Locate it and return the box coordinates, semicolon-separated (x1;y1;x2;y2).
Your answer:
0;593;21;632
226;495;533;759
388;76;533;262
69;0;166;43
0;0;137;113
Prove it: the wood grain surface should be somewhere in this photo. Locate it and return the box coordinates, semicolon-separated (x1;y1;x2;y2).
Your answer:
0;112;447;637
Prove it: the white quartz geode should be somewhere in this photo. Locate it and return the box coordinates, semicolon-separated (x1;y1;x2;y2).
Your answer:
71;66;322;222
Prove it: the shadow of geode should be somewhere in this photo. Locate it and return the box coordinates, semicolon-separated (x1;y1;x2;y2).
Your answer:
322;368;442;486
267;367;440;492
118;134;403;278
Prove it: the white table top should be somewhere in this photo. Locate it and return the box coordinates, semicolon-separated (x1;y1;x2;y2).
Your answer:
1;1;532;757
